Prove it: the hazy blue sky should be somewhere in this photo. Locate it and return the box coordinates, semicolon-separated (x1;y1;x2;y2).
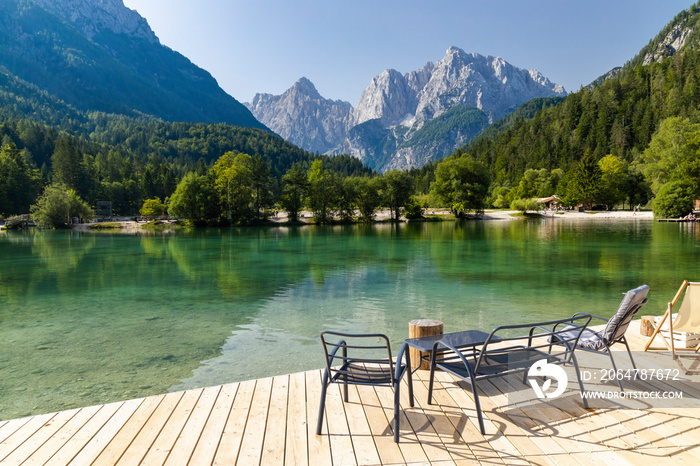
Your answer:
123;0;695;105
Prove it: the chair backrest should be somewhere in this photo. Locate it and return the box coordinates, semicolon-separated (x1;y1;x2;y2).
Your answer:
472;313;592;378
601;284;650;345
673;282;700;333
319;331;396;386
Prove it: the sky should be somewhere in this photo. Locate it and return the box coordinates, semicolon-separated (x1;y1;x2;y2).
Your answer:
123;0;697;106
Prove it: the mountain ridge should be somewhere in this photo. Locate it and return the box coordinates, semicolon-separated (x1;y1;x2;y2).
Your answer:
247;47;566;171
0;0;266;130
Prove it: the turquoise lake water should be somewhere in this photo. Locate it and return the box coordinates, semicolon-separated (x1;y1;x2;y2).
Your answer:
0;218;698;420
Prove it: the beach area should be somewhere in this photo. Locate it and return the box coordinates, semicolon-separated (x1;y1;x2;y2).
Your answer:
73;208;655;232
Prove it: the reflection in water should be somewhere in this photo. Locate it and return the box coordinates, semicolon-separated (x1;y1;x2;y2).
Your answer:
0;220;698;420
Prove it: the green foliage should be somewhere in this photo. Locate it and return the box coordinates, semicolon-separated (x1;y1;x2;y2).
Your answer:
510;198;543;213
652;180;696;218
30;184;93;228
639;116;700;193
279;163;308;222
307;160;337;223
0;140;42;215
403;196;425;219
354;176;384;222
431;155;490;218
568;153;602;209
167;173;218;223
210;152;254;223
597;155;628;209
383;170;413;220
249;155;275;219
140;197;166;219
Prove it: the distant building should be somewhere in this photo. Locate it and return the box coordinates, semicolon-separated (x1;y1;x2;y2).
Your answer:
536;195;560;209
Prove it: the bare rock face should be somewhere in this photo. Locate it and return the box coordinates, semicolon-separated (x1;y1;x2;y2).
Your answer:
31;0;158;43
354;47;565;129
249;47;565;171
246;77;353;154
643;24;694;66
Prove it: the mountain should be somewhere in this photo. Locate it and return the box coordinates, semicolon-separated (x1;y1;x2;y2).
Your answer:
248;47;565;171
245;77;353;154
0;0;266;129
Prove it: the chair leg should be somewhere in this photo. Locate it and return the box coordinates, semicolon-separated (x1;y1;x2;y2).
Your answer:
344;383;349;403
621;336;636;369
316;371;329;435
470;381;486;435
393;382;401;443
428;350;437;404
605;349;625;393
571;353;589;409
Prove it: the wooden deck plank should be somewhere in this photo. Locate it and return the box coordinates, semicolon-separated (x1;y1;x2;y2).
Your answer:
67;398;144;465
91;394;164;464
260;375;289;466
323;378;359;465
188;383;238;465
212;379;256;466
164;385;222;466
20;405;102;465
354;383;407;465
0;412;57;462
234;377;273;466
0;417;32;446
391;372;455;464
44;402;125;465
115;391;185;465
138;388;204;465
368;376;430;465
1;408;80;466
342;384;382;465
409;373;481;464
305;369;333;466
429;373;561;466
285;371;309;466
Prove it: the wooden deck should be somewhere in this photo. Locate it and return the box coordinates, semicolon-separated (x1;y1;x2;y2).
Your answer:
2;321;700;465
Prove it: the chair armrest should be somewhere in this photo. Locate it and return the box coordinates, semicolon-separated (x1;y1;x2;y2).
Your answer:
431;339;478;379
572;311;608;323
395;342;411;381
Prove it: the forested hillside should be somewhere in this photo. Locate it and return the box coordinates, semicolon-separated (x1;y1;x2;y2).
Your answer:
450;2;700;217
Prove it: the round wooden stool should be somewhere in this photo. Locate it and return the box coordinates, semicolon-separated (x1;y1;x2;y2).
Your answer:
409;319;443;370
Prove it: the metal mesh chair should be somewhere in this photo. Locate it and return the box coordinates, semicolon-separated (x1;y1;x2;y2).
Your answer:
317;331;413;443
427;314;592;435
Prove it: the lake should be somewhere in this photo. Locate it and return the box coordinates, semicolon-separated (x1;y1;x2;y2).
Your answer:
0;218;697;420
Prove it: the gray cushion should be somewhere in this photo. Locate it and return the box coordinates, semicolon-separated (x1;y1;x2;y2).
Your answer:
602;284;649;344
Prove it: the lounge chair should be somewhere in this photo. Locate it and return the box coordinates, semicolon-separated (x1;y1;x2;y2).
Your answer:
427;314;592;435
567;284;650;391
317;331;413;443
644;281;700;374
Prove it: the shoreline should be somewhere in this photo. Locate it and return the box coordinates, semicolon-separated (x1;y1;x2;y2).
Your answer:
71;208;655;232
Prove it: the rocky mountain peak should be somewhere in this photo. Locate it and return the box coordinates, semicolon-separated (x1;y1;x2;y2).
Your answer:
246;78;353;154
31;0;158;43
291;77;321;99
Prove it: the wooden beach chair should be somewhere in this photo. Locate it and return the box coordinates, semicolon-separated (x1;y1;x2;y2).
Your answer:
644;280;700;374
